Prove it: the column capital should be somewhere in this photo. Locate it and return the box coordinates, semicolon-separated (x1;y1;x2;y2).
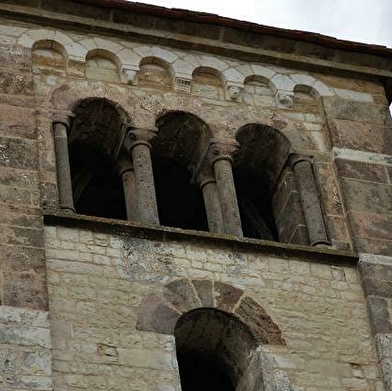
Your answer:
288;153;313;168
52;111;74;128
124;127;158;151
208;138;240;165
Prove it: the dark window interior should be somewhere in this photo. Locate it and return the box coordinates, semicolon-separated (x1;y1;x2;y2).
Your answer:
153;157;208;231
177;352;235;391
69;142;126;220
234;167;278;241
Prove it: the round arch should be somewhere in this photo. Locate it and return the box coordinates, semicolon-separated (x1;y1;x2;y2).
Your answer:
137;279;290;391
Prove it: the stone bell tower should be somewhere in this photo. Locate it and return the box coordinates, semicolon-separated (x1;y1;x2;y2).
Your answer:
1;1;392;390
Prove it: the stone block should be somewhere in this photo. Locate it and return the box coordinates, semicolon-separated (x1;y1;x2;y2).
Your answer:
329;118;392;153
324;98;390;126
334;88;373;103
355;237;392;256
335;158;388;183
234;296;285;345
0;226;44;248
351;212;392;242
0;243;45;271
341;179;392;214
376;334;392;359
164;279;200;312
192;279;214;307
214;281;243;312
0;137;38;169
0;105;36;139
0;44;31;71
366;296;392;334
0;69;33;95
137;293;180;335
3;272;48;310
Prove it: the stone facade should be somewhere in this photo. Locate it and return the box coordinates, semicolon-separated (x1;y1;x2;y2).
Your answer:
0;0;392;390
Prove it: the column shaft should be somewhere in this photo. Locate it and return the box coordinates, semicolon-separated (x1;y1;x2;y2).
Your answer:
53;121;74;212
201;180;224;234
121;169;137;221
213;158;243;236
292;159;329;246
131;142;159;225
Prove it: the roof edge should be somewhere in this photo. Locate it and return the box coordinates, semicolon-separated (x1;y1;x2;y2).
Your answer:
77;0;392;57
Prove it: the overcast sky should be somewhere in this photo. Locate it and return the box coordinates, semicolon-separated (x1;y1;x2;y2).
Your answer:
135;0;392;48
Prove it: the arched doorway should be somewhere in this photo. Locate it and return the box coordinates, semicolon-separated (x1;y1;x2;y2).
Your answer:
175;308;257;391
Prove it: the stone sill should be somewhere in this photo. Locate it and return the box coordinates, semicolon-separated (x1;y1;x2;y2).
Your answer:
43;208;358;266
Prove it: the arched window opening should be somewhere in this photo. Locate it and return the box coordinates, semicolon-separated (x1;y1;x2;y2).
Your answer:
85;49;120;83
192;67;224;100
137;56;172;88
293;85;320;113
243;75;275;107
154;111;211;231
175;308;258;391
235;124;291;242
32;40;67;79
68;98;128;219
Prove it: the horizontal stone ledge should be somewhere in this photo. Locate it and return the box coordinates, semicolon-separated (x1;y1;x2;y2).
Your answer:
43;208;358;266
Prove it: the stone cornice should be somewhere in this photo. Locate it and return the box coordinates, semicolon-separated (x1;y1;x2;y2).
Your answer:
1;1;392;81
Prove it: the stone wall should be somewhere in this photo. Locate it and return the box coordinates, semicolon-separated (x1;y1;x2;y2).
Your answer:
0;40;47;310
1;2;392;390
45;225;381;391
0;305;52;390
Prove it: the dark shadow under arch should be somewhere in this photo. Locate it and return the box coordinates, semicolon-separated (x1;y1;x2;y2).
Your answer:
175;308;256;391
235;124;291;241
153;111;212;231
68;97;130;219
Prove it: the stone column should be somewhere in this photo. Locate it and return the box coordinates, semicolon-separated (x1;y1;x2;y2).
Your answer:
209;140;243;237
124;127;159;225
53;114;75;212
289;154;330;246
117;152;137;221
199;177;224;234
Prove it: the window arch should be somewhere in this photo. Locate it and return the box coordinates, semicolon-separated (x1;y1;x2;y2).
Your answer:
235;124;291;241
137;278;289;391
68;98;129;219
153;111;211;231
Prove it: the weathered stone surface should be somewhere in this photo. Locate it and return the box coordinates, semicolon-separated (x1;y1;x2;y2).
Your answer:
335;158;388;183
137;294;180;334
192;279;214;307
0;137;38;169
324;98;390;126
214;281;243;312
341;179;392;214
366;297;392;334
0;69;33;95
235;296;285;345
0;44;31;71
351;212;392;242
329;118;392;153
0;2;390;388
164;279;201;312
3;272;48;310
